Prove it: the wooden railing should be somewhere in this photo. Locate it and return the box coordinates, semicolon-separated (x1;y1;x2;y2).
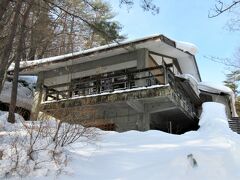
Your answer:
44;64;175;102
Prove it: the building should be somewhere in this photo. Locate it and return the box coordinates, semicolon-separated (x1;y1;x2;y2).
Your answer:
14;34;237;134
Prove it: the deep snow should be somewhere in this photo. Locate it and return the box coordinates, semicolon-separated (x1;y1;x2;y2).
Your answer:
0;102;240;180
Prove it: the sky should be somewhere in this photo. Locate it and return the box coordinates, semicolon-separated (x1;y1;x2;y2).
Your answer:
110;0;240;84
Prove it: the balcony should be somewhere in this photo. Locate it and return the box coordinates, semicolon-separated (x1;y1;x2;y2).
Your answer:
44;63;178;101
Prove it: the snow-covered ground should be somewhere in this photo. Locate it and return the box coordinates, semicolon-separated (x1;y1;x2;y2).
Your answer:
0;102;240;180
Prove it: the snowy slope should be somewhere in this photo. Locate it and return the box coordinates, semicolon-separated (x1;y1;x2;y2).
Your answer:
0;102;240;180
53;103;240;180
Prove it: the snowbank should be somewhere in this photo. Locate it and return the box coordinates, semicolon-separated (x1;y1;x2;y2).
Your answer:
1;102;240;180
57;102;240;180
0;111;87;179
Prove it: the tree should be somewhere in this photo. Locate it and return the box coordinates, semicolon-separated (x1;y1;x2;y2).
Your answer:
119;0;159;14
8;0;34;123
224;70;240;96
0;0;124;93
208;1;240;74
0;0;160;123
0;0;125;123
224;70;240;116
208;0;240;18
0;0;23;94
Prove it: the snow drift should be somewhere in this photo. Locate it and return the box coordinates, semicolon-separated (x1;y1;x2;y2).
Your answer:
59;102;240;180
0;102;240;180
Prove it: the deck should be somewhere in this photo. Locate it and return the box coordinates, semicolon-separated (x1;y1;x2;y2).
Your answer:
37;64;201;133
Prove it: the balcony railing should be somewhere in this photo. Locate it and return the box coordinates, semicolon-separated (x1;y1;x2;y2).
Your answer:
44;64;176;102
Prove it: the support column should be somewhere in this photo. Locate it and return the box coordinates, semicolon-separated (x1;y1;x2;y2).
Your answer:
143;112;150;131
136;48;149;87
137;111;150;131
31;73;44;120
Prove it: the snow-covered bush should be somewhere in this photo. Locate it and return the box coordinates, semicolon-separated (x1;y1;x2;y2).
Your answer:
0;111;99;178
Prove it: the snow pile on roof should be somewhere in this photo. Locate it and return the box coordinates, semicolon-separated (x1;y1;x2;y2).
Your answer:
8;34;161;71
1;102;240;179
0;81;33;110
198;82;238;117
198;82;233;94
177;73;200;96
176;41;198;55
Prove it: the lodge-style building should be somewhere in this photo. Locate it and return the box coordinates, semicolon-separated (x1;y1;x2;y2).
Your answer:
14;34;237;134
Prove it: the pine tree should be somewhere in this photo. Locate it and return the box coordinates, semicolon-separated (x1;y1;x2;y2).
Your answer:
224;70;240;115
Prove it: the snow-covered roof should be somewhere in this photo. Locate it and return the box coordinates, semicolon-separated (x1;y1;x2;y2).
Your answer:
198;82;238;117
14;34;201;82
0;81;33;110
198;82;233;95
176;41;198;55
10;34;164;72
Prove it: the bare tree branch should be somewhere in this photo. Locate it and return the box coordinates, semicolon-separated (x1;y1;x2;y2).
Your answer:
204;55;240;69
209;0;240;18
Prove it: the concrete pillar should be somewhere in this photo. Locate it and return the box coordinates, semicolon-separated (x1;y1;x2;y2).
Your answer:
143;112;150;130
137;112;150;131
30;73;44;120
136;48;149;87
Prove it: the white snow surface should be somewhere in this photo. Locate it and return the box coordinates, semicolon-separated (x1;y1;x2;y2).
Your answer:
0;81;33;110
177;74;200;96
1;102;240;180
198;82;233;94
176;41;198;55
198;82;238;117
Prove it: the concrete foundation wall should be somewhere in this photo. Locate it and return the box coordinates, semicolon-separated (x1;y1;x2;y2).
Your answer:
82;107;147;132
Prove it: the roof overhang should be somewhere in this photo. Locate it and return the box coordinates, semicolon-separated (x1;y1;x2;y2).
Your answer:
15;34;201;81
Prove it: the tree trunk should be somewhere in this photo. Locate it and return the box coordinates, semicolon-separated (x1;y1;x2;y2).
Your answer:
67;16;74;53
0;0;23;94
8;1;33;123
0;0;10;21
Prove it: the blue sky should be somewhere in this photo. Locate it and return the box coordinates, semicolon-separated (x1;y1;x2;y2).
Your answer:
111;0;240;83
